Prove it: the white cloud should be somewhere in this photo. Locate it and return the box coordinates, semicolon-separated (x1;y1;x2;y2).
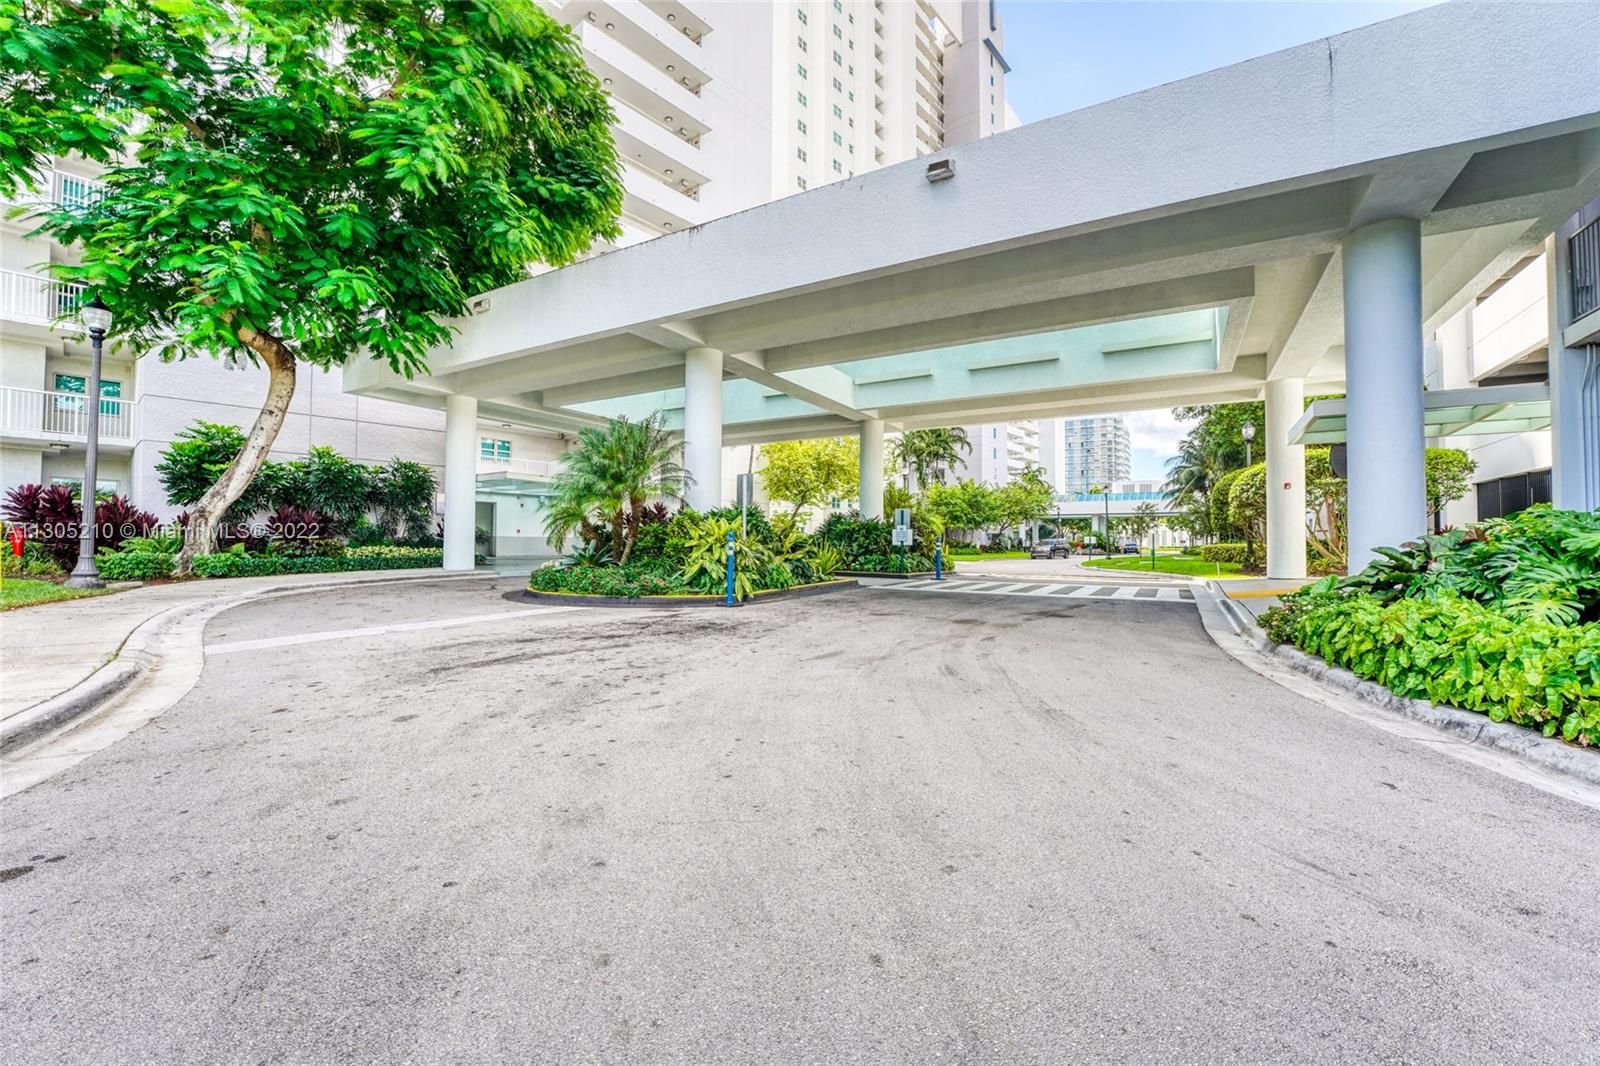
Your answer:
1120;408;1188;457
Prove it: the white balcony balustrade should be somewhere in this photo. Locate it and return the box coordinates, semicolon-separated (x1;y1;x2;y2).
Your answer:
476;455;563;481
0;270;86;327
0;386;138;444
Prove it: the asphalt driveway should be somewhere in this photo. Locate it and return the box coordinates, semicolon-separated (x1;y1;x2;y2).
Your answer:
2;577;1596;1064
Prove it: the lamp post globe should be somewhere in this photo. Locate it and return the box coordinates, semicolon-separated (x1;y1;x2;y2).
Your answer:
65;295;113;589
1242;421;1256;468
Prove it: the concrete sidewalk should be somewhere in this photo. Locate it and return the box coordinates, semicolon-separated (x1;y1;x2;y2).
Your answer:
1212;576;1319;617
0;568;483;725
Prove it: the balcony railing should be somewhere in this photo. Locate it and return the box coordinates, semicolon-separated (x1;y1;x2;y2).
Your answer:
477;456;562;481
1572;217;1600;321
0;269;85;326
0;386;138;443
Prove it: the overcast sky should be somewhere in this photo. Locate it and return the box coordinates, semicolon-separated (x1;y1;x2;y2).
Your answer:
996;0;1438;478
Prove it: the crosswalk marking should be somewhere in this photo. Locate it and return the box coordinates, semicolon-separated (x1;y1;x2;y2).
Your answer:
868;578;1195;608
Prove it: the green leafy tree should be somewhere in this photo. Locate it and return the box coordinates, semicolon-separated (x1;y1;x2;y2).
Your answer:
925;479;999;544
890;428;972;489
274;447;375;533
758;437;860;520
1125;501;1160;546
543;414;688;564
1425;448;1478;527
1;0;623;570
991;465;1053;544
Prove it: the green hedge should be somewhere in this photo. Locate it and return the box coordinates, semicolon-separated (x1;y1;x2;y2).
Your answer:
529;563;694;599
1279;591;1599;745
95;550;176;582
191;546;446;578
1196;542;1253;564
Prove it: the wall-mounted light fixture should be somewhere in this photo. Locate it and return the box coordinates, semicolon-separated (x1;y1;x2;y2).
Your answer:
926;158;955;183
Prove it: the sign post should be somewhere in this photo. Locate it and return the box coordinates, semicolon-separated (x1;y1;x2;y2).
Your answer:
892;507;913;571
725;529;736;606
735;473;753;541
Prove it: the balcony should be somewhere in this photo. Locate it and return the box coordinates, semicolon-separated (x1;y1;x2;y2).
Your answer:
0;386;139;446
1572;216;1599;321
574;2;711;93
621;163;715;233
580;22;709;141
0;269;85;328
613;100;710;191
1;168;106;216
1470;254;1547;380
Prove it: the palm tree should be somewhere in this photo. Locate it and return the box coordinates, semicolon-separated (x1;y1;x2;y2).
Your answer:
891;427;972;489
543;413;689;563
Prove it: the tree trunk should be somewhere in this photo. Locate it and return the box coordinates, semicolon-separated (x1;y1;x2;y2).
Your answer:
174;329;297;575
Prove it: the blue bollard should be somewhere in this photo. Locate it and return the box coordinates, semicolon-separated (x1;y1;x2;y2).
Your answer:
935;537;943;581
725;529;736;606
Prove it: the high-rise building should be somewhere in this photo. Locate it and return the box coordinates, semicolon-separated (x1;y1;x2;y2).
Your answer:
954;419;1037;486
1047;415;1132;496
0;1;1012;555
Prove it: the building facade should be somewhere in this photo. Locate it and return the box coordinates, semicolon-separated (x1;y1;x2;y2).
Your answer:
0;0;1012;556
1043;415;1132;496
1425;196;1600;526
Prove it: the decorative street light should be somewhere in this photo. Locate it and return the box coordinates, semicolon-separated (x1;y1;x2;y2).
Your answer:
66;295;112;589
1242;421;1257;467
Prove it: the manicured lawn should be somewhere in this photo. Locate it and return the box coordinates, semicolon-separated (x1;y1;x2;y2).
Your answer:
1083;554;1246;577
1;578;109;610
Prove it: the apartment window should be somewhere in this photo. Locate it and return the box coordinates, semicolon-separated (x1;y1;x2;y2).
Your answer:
480;438;511;461
992;449;998;460
833;104;843;119
51;476;119;498
848;142;854;154
990;75;995;86
797;147;807;161
797;36;807;51
797;91;807;106
797;119;807;134
53;373;121;415
848;117;854;128
832;131;842;146
797;63;807;78
833;0;842;10
847;64;854;76
832;159;842;173
834;24;843;38
832;50;841;65
848;90;855;101
798;8;807;23
833;77;842;92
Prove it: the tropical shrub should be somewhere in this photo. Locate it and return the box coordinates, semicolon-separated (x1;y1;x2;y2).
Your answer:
529;562;693;599
811;545;844;579
2;484;157;568
190;546;446;578
1;540;65;579
371;459;437;541
816;513;893;565
852;553;935;574
680;515;774;600
95;550;176;582
762;562;797;591
1285;589;1598;745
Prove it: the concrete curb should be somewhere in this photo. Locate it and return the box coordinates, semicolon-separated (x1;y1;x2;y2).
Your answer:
1196;580;1600;788
0;569;490;755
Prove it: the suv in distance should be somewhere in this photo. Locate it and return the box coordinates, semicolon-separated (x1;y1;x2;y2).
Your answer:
1031;539;1069;559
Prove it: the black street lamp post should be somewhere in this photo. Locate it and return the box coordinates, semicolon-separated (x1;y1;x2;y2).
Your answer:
66;295;113;589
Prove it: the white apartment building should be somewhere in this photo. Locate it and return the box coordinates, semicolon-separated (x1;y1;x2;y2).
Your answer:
954;420;1038;486
1039;415;1132;496
0;1;1011;555
1427;196;1600;526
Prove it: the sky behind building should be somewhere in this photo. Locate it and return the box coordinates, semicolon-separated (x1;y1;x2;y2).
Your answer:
998;0;1439;479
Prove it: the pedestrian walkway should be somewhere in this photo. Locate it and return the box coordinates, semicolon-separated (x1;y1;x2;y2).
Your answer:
871;576;1196;605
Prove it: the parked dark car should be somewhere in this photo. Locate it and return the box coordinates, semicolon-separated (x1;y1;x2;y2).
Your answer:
1031;539;1069;559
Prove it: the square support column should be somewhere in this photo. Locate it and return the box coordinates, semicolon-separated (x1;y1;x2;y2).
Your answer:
683;347;724;512
1342;218;1426;574
859;419;885;519
1265;377;1307;579
443;394;479;571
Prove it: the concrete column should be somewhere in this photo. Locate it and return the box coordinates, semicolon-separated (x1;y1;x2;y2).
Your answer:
859;418;885;519
1264;377;1307;579
1342;218;1426;573
1548;234;1600;512
443;394;478;571
683;347;723;511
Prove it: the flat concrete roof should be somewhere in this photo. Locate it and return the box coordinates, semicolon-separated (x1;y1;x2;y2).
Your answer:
347;1;1600;442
